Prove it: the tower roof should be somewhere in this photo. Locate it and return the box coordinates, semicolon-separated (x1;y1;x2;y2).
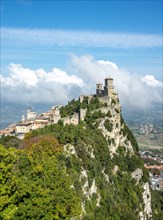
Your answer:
105;76;113;80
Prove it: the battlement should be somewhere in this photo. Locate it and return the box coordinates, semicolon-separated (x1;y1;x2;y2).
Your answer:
96;77;115;98
53;77;118;126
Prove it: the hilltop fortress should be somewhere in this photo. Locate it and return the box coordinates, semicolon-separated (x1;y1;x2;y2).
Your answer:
96;77;115;97
53;77;119;125
0;77;120;139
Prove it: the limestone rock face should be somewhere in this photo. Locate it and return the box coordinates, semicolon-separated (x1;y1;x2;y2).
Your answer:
139;183;152;220
132;168;143;184
61;95;152;220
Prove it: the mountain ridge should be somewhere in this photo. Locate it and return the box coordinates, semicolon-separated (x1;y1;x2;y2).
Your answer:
0;80;153;219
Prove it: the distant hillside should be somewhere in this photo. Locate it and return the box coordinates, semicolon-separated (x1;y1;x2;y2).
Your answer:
123;108;163;151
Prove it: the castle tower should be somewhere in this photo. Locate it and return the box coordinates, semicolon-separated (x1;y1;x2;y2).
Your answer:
104;77;114;97
21;115;25;122
79;95;84;103
27;107;36;120
54;106;60;116
96;83;103;97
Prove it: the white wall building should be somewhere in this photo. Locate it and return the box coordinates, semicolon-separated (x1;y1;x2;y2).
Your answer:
27;108;37;120
32;120;49;130
16;122;32;134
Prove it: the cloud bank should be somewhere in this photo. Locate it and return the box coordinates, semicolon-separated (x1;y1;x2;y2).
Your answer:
1;55;162;109
1;27;162;48
0;63;84;104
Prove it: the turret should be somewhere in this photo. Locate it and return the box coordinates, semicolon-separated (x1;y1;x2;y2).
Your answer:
96;77;115;97
104;77;114;97
96;83;103;97
27;107;36;120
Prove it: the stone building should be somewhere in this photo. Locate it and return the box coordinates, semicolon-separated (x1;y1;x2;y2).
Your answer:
96;77;115;97
62;113;79;126
53;105;61;124
52;77;118;125
32;120;49;130
16;122;32;134
53;77;118;126
27;108;37;120
1;77;119;139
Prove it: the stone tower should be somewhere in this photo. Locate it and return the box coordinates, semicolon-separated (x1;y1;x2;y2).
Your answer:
27;107;36;120
104;77;114;97
96;83;103;97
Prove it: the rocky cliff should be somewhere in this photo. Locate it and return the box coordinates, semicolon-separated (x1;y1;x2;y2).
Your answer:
0;95;152;220
61;95;152;219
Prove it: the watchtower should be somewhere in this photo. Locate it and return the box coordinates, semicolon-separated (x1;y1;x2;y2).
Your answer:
104;77;114;97
96;83;103;97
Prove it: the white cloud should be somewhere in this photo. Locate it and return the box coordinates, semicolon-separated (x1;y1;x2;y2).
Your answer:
141;75;163;87
8;63;38;87
1;64;84;104
1;56;162;109
97;60;118;70
1;27;162;48
70;55;162;109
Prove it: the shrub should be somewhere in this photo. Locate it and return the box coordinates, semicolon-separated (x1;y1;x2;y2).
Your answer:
104;119;113;132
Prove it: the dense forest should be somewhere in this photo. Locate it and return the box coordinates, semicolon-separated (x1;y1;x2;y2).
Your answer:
0;97;162;219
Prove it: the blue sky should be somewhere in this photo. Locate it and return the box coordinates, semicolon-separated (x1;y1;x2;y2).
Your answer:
1;0;162;75
1;1;162;32
0;0;163;111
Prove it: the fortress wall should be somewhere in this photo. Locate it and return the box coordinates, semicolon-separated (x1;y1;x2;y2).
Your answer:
79;95;84;103
62;116;70;125
80;109;87;121
98;107;111;114
62;113;79;125
99;97;111;106
54;115;61;124
70;113;79;125
88;95;94;103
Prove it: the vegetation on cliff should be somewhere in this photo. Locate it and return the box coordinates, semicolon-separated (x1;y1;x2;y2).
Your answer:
60;96;107;118
0;136;81;219
0;97;153;220
151;190;163;220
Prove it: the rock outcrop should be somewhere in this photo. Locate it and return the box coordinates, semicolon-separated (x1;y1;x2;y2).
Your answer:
61;93;152;220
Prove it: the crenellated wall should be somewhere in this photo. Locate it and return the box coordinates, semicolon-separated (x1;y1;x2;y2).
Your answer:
62;113;79;125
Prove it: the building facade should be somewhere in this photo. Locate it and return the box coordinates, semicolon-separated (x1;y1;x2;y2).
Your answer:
16;122;32;134
96;77;115;97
